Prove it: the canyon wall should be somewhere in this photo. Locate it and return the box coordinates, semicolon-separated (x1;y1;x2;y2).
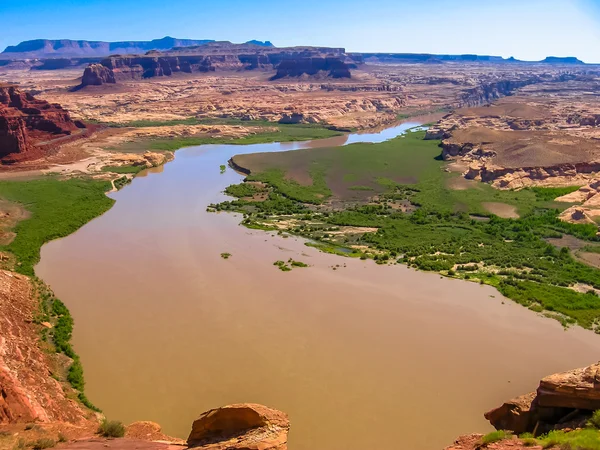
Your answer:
0;84;87;162
78;46;355;86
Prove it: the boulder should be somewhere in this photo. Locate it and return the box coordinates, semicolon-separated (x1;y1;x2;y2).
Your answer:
187;403;289;450
484;392;538;434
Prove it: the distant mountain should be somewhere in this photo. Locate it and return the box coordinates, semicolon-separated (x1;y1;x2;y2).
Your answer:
1;36;217;59
352;53;588;65
245;40;274;47
541;56;584;64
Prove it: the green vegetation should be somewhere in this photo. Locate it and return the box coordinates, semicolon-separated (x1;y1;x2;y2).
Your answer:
34;281;100;412
537;429;600;450
220;164;226;174
97;419;126;438
481;430;512;445
113;176;131;190
525;186;581;201
274;260;292;271
0;177;114;276
290;260;309;268
101;164;144;174
0;177;114;413
90;116;205;128
144;124;341;151
220;252;232;259
215;131;600;330
273;258;308;271
589;410;600;429
224;183;266;198
247;167;330;204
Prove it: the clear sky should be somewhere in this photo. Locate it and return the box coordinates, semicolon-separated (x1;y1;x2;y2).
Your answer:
1;0;599;62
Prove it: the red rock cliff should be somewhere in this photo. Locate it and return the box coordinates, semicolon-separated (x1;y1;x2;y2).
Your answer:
0;84;86;163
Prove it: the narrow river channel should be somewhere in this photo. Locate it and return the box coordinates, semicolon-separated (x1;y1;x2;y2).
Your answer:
36;122;600;450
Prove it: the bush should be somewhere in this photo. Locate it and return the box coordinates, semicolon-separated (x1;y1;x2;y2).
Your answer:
482;430;512;445
30;438;55;449
588;410;600;429
98;419;126;438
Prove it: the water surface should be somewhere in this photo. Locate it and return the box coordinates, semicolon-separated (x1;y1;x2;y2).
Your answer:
37;123;600;450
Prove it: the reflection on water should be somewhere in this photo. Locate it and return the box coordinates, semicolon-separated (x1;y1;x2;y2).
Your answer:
36;122;600;450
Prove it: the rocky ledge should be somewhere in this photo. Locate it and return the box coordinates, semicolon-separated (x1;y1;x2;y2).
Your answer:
446;362;600;450
485;362;600;435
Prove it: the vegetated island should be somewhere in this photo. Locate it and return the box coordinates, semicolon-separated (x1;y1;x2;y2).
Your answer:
211;129;600;331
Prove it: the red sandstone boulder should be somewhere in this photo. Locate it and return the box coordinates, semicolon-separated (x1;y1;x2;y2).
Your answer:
187;403;289;450
484;392;538;435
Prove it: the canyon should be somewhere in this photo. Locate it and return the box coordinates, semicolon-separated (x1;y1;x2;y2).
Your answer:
1;35;600;450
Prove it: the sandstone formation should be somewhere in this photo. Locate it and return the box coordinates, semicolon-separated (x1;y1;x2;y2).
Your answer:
485;362;600;436
433;75;600;189
81;64;116;86
556;180;600;225
78;44;354;87
271;56;352;80
0;83;87;163
187;403;289;450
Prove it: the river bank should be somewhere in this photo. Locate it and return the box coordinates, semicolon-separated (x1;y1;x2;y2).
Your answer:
34;122;600;450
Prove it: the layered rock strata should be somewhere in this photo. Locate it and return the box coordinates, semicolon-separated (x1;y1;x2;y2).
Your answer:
79;45;355;86
0;84;87;162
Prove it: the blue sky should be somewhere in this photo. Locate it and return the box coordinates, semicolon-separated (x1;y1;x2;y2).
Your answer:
1;0;599;62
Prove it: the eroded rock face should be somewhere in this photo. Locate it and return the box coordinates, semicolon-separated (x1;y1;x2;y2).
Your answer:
0;84;86;162
187;403;289;450
81;64;116;86
83;45;354;82
537;363;600;410
271;56;351;80
0;270;92;424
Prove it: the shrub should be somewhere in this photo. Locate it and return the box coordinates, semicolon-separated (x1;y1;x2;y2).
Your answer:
588;410;600;429
220;253;231;259
98;419;126;438
30;438;55;449
482;430;512;445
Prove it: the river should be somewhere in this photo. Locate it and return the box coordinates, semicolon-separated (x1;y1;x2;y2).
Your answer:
36;122;600;450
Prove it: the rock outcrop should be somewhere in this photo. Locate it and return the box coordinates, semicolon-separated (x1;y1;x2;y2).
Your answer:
0;84;87;163
457;78;543;108
187;403;289;450
78;44;354;85
485;362;600;436
81;64;116;86
271;56;351;80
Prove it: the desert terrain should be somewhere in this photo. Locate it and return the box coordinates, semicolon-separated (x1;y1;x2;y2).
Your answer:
2;36;600;450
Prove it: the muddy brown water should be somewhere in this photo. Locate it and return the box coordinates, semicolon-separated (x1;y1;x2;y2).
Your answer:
37;123;600;450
